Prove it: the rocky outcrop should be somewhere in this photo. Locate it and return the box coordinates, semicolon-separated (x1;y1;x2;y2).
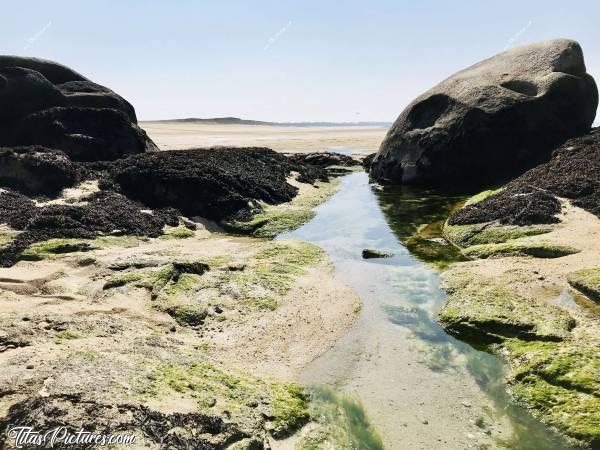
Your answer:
108;147;327;221
371;39;598;186
0;146;76;195
0;189;179;267
0;146;330;266
449;127;600;226
0;56;155;161
287;152;360;168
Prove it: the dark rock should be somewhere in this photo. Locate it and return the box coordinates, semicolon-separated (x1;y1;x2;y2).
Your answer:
109;147;328;221
449;128;600;226
449;186;562;226
362;248;394;259
371;39;598;186
15;107;156;161
0;146;76;195
172;261;210;281
57;80;136;122
0;56;87;84
0;190;179;267
287;151;359;168
0;394;247;450
0;55;155;161
362;153;376;171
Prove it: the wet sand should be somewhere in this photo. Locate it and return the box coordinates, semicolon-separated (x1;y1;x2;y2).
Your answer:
141;121;387;154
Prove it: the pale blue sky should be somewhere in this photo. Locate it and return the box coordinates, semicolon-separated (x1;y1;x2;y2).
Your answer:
2;1;599;121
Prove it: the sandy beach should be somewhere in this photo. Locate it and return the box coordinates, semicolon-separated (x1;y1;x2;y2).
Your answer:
141;122;388;154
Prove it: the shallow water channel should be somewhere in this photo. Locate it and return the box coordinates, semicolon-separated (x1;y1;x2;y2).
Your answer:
278;172;574;450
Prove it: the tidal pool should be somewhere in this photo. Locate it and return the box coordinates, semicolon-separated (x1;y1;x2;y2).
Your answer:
279;172;575;450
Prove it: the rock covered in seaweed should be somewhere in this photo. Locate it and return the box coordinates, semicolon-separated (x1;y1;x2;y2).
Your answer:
108;147;328;221
287;151;360;168
0;55;156;161
448;127;600;227
0;146;76;195
371;39;598;186
0;189;179;267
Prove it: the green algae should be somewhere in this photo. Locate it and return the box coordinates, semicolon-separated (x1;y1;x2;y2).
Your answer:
374;185;468;269
439;271;575;343
98;241;324;319
0;231;18;249
462;241;579;259
54;329;82;344
439;266;599;447
271;383;310;438
444;222;554;247
166;304;208;326
296;387;384;450
142;361;309;438
214;241;325;310
464;187;504;206
505;340;600;448
103;272;145;290
228;179;341;238
242;297;278;311
19;235;143;261
568;268;600;303
20;238;95;260
161;226;195;239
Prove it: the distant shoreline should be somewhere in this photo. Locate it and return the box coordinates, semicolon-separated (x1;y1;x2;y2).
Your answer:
141;117;392;128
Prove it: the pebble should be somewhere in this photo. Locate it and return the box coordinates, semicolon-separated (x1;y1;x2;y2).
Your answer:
26;364;34;369
170;325;177;332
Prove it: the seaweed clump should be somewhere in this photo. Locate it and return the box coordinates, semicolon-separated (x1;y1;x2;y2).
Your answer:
0;189;178;267
108;147;328;221
449;128;600;226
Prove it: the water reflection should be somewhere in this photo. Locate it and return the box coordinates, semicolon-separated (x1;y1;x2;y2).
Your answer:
281;172;575;450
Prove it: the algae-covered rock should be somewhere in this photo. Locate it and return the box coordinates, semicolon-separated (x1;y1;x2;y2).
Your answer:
439;270;575;343
166;304;208;326
462;241;579;259
439;264;600;447
362;248;394;259
568;267;600;303
505;339;600;448
227;178;340;238
443;222;553;247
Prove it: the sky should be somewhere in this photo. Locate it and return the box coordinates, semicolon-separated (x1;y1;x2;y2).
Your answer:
1;0;599;122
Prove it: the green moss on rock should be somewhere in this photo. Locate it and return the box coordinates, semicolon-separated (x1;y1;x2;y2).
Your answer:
568;268;600;303
161;226;195;239
142;361;309;438
103;272;145;290
21;239;95;260
54;329;82;344
439;271;575;343
228;179;340;238
444;222;554;247
505;339;600;447
166;304;208;326
464;188;504;206
296;387;384;450
270;383;310;438
462;241;579;259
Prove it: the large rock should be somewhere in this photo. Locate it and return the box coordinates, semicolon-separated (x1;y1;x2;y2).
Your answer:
108;147;327;221
0;146;76;195
370;39;598;186
0;56;155;161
